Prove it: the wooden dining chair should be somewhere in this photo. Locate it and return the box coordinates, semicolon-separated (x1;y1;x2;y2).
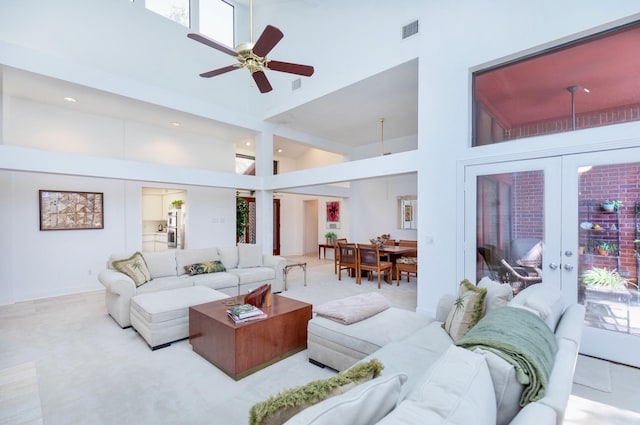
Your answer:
333;238;348;274
357;244;392;288
337;242;357;281
396;240;417;285
379;238;396;261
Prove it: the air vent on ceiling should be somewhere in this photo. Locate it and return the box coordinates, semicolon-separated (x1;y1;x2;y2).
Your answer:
402;19;419;39
292;78;302;91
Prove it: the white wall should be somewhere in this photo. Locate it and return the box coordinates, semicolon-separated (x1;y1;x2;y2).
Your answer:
5;96;236;171
414;2;640;314
350;174;417;243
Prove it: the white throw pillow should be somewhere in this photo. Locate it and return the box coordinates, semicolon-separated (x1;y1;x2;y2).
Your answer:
509;284;564;330
478;277;513;315
379;346;496;425
283;373;407;425
238;243;263;268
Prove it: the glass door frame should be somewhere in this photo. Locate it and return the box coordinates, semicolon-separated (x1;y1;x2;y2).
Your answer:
464;148;640;367
562;148;640;367
464;157;563;294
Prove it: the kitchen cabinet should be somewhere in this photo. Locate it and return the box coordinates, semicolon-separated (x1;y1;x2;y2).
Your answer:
142;233;168;252
143;195;163;221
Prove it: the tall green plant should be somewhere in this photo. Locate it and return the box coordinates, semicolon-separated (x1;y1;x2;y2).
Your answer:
236;192;249;240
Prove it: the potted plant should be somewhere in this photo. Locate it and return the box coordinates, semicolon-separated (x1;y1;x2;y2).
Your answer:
596;241;618;256
171;199;184;209
601;200;622;212
580;267;637;303
324;231;338;245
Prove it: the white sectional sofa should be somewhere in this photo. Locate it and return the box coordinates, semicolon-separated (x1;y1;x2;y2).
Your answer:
297;282;584;425
98;244;286;328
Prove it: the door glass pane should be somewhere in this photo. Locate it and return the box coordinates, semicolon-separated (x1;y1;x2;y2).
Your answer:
476;171;544;294
578;164;639;335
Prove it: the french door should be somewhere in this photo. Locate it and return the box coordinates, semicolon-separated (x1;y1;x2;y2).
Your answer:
465;148;640;367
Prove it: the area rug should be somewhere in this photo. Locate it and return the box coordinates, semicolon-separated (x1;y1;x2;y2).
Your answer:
573;354;612;393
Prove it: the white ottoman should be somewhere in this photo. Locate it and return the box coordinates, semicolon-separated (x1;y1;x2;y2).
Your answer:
130;286;228;350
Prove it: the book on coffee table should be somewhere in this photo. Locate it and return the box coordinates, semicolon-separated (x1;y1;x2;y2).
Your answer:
229;304;265;319
227;310;268;324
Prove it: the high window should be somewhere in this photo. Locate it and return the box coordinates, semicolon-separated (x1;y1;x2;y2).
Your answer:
146;0;190;26
473;21;640;146
144;0;234;47
200;0;234;48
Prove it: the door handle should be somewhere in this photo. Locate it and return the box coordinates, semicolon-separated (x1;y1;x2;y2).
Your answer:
548;263;559;270
564;263;574;271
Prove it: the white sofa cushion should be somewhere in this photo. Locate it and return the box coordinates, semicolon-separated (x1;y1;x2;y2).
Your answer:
283;373;407;425
143;250;177;279
378;345;496;424
478;276;513;315
218;246;239;269
175;248;219;275
228;267;275;285
473;348;524;425
510;284;564;331
308;308;433;362
238;243;263;268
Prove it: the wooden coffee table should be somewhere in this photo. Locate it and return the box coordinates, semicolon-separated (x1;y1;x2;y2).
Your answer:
189;295;312;380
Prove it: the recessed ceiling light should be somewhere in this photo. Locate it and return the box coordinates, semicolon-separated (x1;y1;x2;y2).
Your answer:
277;148;283;153
63;96;77;103
170;121;181;126
583;88;590;93
245;141;251;147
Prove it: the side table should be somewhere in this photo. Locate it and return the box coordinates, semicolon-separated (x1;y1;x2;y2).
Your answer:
283;260;307;291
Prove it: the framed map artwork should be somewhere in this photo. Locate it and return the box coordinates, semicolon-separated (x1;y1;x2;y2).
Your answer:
39;190;104;231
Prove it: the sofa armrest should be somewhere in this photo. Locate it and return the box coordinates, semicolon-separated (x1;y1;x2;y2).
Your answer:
435;294;457;322
262;255;287;292
98;269;138;328
98;269;136;296
509;402;556;425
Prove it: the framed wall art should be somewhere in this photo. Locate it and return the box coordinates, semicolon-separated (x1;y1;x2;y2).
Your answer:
39;190;104;231
326;201;340;229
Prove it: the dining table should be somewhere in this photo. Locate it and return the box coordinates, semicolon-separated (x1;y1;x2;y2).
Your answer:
376;245;417;274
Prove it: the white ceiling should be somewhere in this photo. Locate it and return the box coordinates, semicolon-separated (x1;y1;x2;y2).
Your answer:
1;58;418;159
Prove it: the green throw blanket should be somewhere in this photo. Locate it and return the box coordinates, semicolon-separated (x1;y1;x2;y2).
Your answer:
455;306;558;406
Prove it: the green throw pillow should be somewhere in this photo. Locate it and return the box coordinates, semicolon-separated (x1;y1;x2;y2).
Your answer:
112;252;151;287
249;359;384;425
184;260;226;276
442;279;487;341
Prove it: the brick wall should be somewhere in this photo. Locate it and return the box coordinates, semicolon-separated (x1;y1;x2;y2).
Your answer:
505;103;640;140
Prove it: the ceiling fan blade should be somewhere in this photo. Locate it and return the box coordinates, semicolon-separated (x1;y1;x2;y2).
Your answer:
187;33;238;57
199;65;240;78
252;70;273;93
267;60;315;77
252;25;284;57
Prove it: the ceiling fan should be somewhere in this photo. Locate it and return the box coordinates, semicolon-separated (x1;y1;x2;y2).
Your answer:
187;0;314;93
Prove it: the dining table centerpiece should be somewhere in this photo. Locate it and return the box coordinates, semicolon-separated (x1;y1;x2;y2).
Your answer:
369;233;391;247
